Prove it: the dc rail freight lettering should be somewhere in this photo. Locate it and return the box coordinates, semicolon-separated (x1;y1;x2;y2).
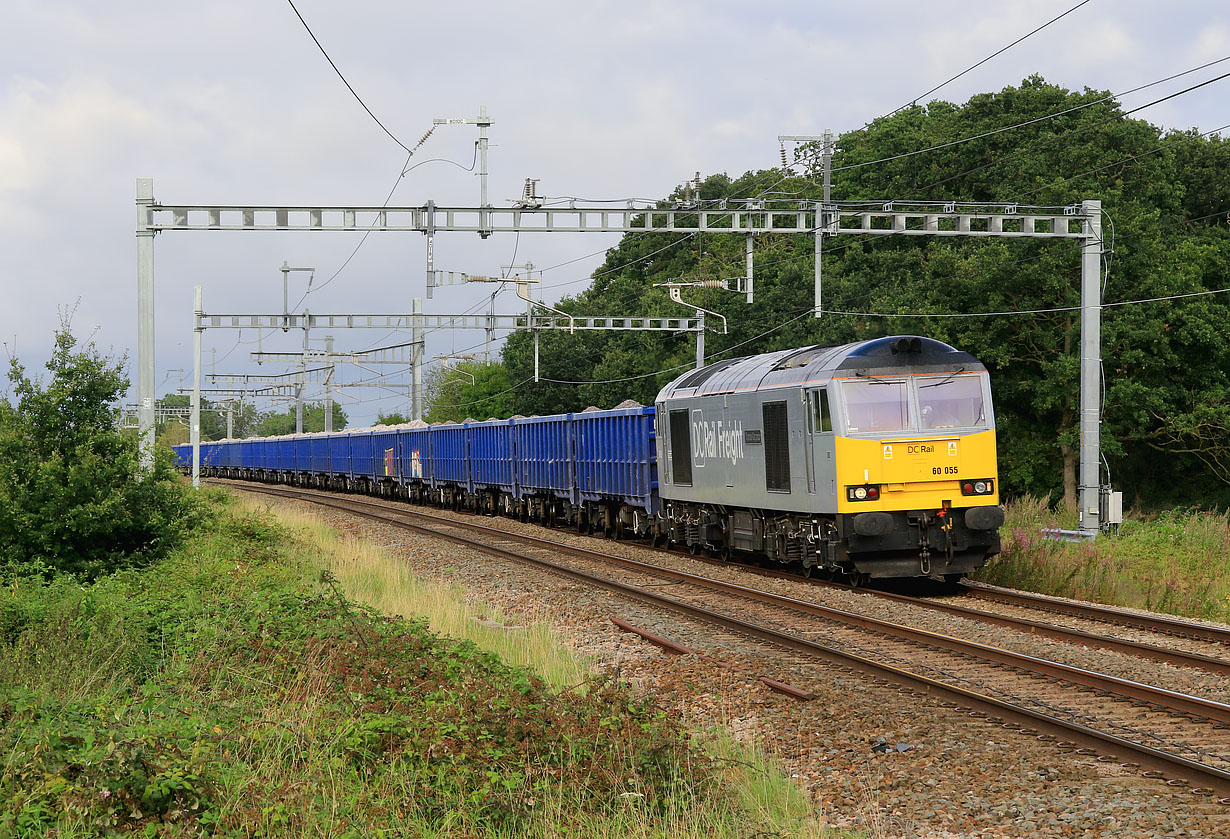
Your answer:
176;336;1005;582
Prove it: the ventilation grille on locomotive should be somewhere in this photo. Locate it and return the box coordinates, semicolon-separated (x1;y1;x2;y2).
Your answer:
669;409;693;486
763;401;790;492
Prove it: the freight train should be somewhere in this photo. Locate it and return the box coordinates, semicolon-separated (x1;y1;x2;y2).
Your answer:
175;335;1004;582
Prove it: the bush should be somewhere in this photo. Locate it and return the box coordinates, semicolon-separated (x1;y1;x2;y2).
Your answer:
0;320;204;580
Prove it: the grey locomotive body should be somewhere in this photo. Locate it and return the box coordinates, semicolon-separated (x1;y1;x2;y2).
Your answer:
654;336;1004;581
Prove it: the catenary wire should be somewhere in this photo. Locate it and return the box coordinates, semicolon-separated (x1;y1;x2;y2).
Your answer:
880;0;1095;122
297;137;470;308
286;0;414;155
1012;121;1230;201
817;286;1230;319
751;54;1230;205
885;68;1230;201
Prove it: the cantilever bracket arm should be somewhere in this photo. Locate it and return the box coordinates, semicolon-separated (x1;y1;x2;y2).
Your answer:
517;279;574;333
663;285;727;334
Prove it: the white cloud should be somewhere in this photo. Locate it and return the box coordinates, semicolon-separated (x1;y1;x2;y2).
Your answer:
2;1;1229;423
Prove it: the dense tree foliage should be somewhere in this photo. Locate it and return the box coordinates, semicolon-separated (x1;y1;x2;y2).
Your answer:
374;410;410;426
437;76;1229;509
156;393;261;440
424;362;522;423
0;324;201;579
256;402;348;436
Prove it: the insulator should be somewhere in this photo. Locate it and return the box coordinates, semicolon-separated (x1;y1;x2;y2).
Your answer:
696;280;726;289
780;144;789;169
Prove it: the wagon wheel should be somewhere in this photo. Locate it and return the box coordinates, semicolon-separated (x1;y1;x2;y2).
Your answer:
614;518;625;541
719;541;735;562
687;539;702;556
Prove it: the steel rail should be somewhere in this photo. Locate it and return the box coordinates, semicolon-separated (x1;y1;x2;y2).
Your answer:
811;577;1230;676
221;481;1230;798
959;581;1230;645
663;550;1230;676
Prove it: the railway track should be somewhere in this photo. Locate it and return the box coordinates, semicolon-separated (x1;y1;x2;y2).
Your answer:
216;479;1230;800
695;563;1230;677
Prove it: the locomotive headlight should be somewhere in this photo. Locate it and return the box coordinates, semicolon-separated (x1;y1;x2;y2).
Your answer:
974;481;987;494
854;487;868;500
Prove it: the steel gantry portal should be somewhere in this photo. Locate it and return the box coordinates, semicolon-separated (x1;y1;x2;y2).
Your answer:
137;179;1105;534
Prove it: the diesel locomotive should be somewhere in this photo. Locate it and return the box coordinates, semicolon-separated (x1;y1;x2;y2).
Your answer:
654;335;1003;582
176;335;1004;582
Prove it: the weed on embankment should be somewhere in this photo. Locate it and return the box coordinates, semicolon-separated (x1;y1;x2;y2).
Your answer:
975;497;1230;622
0;497;829;838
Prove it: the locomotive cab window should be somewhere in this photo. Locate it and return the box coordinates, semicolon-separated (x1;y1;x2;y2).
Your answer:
918;375;987;429
810;388;832;434
842;379;910;433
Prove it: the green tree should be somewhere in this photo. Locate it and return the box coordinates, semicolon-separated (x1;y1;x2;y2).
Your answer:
375;410;410;425
441;76;1230;508
157;393;260;440
255;402;348;436
424;362;521;423
0;322;201;579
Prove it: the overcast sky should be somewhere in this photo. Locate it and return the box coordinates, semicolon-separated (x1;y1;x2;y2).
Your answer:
2;1;1227;425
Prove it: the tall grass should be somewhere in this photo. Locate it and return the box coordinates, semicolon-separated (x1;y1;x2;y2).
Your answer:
241;499;594;690
230;498;836;838
975;497;1230;622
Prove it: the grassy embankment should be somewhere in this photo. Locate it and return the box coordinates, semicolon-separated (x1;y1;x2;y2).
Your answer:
975;497;1230;622
0;492;830;838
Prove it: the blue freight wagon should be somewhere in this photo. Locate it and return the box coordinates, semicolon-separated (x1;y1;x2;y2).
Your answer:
174;404;664;542
395;424;432;499
240;439;258;477
572;405;658;534
274;436;296;476
513;413;573;521
327;433;351;487
467;419;515;513
370;427;399;494
346;430;374;487
429;423;469;505
309;434;330;481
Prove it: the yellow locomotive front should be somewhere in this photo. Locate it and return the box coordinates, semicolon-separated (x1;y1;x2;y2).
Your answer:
825;339;1004;580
